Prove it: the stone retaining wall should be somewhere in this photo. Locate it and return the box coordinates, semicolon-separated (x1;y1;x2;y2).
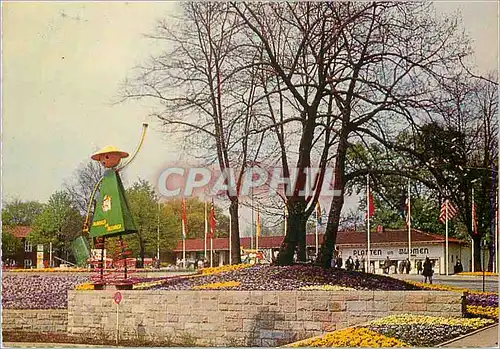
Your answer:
67;290;464;346
2;309;67;333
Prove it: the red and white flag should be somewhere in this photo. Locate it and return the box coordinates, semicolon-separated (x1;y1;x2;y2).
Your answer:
472;201;478;235
438;199;458;224
365;190;375;219
181;198;188;240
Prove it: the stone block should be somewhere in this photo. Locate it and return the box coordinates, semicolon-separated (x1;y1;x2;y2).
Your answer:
261;339;278;346
329;301;345;312
312;311;331;322
374;293;389;301
296;311;313;321
312;301;329;311
403;303;427;312
366;301;388;312
263;294;279;305
358;292;374;301
303;322;322;331
347;301;366;312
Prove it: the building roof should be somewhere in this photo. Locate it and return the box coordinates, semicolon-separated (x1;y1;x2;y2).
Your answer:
2;225;32;239
173;228;466;252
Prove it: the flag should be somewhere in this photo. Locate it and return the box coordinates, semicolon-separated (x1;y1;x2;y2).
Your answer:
256;206;261;237
438;199;458;223
181;198;187;240
315;202;322;226
208;199;216;239
472;201;478;235
404;197;410;226
365;190;374;219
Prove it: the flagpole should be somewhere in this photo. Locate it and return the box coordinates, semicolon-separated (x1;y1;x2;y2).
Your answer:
407;180;411;265
256;207;259;257
157;201;160;261
472;187;475;272
210;238;213;268
284;206;287;236
229;212;232;265
315;221;319;256
495;209;498;273
204;201;207;261
182;224;186;270
366;174;371;272
445;200;449;276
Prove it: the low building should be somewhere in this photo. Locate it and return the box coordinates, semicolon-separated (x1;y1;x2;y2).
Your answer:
2;226;37;268
173;228;472;275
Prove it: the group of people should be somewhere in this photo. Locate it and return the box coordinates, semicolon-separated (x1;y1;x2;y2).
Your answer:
331;253;367;272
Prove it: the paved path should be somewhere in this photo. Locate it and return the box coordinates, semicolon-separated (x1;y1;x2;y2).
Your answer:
442;324;499;347
391;273;499;292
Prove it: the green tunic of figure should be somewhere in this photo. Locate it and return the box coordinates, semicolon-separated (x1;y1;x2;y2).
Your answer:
90;169;137;238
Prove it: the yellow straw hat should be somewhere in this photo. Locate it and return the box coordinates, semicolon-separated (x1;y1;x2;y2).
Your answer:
91;145;129;161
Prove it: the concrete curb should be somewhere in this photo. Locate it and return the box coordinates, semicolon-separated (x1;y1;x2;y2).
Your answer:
436;323;499;347
2;343;112;348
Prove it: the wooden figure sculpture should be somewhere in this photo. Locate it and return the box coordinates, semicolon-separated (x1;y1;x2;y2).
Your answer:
83;123;148;289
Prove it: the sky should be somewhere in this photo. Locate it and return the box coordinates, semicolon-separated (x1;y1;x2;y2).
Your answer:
1;1;499;230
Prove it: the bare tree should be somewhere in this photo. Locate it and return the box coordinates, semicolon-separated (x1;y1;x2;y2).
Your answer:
64;160;104;215
122;3;266;264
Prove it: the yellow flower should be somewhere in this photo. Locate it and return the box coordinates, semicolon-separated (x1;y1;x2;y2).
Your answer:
406;280;498;296
369;314;494;328
299;285;356;291
467;305;499;319
458;271;498;276
75;282;94;290
199;264;251;276
287;327;408;347
192;281;241;289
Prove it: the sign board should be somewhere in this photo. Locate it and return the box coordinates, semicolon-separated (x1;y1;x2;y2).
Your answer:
90;249;107;262
113;292;122;305
71;237;91;267
37;245;44;269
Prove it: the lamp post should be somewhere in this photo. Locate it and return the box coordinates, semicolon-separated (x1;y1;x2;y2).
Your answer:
482;238;488;292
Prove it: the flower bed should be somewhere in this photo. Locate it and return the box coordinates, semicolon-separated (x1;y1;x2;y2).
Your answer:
298;285;356;291
287;314;494;348
199;263;252;275
467;305;499;319
2;274;88;309
191;281;241;289
457;271;498;276
154;265;423;291
287;327;409;347
5;268;89;273
366;314;495;347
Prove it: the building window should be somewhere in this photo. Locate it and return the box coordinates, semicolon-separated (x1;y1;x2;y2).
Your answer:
24;259;32;269
24;240;33;252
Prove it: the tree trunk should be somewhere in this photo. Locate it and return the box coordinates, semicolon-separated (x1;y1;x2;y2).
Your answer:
138;235;145;269
229;198;241;265
276;200;307;265
296;214;308;262
316;135;347;268
488;242;495;272
472;235;482;272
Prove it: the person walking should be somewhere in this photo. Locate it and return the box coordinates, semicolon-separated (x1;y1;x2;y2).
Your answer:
346;256;354;271
422;257;433;284
398;261;405;274
405;258;411;274
354;257;360;271
383;256;391;274
417;260;423;275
